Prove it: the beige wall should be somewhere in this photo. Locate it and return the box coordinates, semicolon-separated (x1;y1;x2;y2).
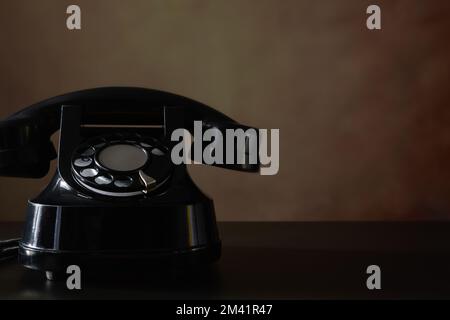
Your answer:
1;0;450;221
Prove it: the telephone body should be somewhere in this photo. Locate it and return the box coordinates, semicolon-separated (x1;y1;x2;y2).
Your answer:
0;87;259;279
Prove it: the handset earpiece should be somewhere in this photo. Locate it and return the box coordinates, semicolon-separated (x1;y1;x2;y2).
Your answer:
201;121;260;172
164;105;260;172
0;112;57;178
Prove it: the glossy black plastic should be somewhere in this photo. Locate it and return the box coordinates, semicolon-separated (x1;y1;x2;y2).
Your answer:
0;87;260;277
0;87;259;178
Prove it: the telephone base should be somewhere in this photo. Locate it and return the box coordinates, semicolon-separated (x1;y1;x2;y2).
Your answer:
19;242;221;280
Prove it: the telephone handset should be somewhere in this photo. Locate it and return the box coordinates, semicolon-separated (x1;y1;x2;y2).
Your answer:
0;87;259;279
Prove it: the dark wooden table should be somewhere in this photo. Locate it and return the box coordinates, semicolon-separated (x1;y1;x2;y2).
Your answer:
2;221;450;299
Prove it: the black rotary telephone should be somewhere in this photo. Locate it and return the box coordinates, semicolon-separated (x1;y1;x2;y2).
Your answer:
0;87;259;280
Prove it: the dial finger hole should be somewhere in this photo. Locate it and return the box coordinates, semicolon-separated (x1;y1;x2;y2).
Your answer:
81;147;95;156
94;142;106;149
95;174;113;185
110;133;124;143
151;148;164;156
114;177;133;188
74;157;92;167
80;168;98;178
140;142;152;148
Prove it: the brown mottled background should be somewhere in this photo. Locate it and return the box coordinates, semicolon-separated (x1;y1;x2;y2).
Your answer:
1;0;450;221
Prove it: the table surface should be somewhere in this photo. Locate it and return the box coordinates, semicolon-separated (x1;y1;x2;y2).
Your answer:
1;221;450;299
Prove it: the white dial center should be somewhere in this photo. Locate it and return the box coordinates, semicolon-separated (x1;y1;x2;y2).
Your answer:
98;144;148;172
